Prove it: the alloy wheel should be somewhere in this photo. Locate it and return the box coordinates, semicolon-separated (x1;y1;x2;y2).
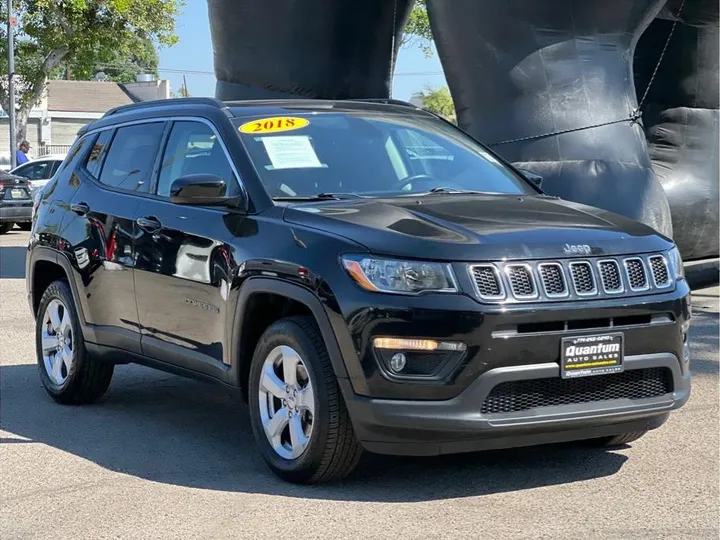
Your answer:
258;345;315;460
41;299;74;386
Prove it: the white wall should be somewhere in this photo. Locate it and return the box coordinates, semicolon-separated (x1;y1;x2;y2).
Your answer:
124;80;171;102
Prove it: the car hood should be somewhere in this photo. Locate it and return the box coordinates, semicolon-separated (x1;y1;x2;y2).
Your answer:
282;194;672;261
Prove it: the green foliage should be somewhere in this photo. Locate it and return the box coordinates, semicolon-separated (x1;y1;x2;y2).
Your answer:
402;0;433;57
55;36;160;83
0;0;183;138
416;85;456;123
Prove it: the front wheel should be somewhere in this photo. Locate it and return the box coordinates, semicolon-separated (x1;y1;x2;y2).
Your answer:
248;316;363;484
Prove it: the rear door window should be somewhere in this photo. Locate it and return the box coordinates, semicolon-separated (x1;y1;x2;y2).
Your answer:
85;131;114;179
94;123;165;194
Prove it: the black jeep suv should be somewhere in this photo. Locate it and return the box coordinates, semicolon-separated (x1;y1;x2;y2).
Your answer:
27;97;692;484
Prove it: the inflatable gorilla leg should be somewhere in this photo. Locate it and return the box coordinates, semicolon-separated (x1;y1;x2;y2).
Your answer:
207;0;413;100
635;0;719;260
427;0;673;238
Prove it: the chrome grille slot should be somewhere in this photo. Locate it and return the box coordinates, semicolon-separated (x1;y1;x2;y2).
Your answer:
569;261;597;295
648;255;671;288
469;264;504;300
538;263;568;297
624;258;649;291
598;259;623;293
505;265;537;299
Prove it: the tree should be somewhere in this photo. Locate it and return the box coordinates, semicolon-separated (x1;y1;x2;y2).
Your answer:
55;35;160;83
402;0;433;57
0;0;183;142
416;85;456;123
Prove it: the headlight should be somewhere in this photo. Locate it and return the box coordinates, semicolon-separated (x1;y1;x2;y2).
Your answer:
667;246;685;280
341;255;458;294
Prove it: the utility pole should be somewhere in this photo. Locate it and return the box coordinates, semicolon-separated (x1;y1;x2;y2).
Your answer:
7;0;17;168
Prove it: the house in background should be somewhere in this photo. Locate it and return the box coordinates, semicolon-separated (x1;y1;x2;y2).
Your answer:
0;75;171;168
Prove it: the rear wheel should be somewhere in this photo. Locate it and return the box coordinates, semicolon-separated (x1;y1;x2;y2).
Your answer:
588;430;648;447
248;316;363;484
0;223;12;235
36;280;114;404
18;222;32;231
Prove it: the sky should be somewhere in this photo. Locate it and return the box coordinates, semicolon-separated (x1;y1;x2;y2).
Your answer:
158;2;448;101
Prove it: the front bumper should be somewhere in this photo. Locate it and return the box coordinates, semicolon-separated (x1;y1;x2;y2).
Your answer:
343;352;690;456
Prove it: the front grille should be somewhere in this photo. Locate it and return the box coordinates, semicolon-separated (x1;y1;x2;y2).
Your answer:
480;368;673;414
539;263;567;296
648;255;670;287
506;265;536;298
598;260;623;293
466;252;674;304
470;265;503;299
569;262;596;294
625;258;649;290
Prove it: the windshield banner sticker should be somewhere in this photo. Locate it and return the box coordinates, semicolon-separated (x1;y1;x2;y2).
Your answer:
239;116;309;134
260;135;325;170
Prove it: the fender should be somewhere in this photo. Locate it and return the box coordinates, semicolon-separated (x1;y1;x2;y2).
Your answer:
27;246;98;341
228;277;368;399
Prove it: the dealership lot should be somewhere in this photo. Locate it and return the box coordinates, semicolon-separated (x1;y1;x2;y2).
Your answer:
1;229;718;539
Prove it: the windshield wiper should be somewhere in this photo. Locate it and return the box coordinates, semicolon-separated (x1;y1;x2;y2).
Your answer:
273;192;362;202
405;187;492;196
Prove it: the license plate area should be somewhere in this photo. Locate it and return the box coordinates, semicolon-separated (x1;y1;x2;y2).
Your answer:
561;333;624;379
9;188;28;199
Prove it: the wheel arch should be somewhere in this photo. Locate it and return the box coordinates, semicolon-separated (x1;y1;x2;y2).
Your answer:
29;248;88;333
229;278;354;401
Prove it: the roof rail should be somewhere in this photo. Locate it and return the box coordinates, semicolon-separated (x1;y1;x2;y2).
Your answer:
103;97;226;118
346;98;420;109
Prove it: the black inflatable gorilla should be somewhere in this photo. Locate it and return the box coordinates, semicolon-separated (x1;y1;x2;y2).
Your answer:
635;0;719;261
207;0;719;261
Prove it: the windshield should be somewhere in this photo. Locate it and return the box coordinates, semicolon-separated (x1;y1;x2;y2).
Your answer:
233;111;533;200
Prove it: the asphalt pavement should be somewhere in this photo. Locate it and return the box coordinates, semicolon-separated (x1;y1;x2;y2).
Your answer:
1;229;718;539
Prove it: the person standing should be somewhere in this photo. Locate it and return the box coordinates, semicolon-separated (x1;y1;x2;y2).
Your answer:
15;140;30;166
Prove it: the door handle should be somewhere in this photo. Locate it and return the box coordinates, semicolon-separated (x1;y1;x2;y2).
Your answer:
70;202;90;216
136;216;162;233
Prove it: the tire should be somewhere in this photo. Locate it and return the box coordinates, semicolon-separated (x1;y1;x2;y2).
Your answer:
0;223;12;235
36;280;114;405
248;316;363;484
588;430;648;448
18;222;32;231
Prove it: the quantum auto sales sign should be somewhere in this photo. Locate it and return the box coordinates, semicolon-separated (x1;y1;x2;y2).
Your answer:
561;333;624;379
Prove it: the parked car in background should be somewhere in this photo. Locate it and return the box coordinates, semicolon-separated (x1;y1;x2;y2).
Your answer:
10;154;66;196
0;171;33;234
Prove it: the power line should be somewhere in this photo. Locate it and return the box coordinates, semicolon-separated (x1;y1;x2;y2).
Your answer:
94;63;446;78
155;67;445;78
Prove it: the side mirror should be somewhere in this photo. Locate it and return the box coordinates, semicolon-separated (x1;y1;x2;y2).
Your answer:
518;168;543;189
169;174;247;210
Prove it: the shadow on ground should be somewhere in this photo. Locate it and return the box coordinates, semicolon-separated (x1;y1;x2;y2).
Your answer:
0;244;27;279
1;360;634;502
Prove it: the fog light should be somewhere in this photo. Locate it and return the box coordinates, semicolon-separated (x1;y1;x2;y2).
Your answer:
390;353;407;372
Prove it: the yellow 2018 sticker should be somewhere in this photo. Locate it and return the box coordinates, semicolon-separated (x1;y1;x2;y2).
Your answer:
239;116;309;134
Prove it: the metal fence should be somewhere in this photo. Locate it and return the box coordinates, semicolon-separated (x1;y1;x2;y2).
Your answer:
38;145;73;157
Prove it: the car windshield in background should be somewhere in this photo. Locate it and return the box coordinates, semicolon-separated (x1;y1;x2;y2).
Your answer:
233;112;533;200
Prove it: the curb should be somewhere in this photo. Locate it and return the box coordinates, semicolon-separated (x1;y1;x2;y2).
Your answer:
685;258;719;290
